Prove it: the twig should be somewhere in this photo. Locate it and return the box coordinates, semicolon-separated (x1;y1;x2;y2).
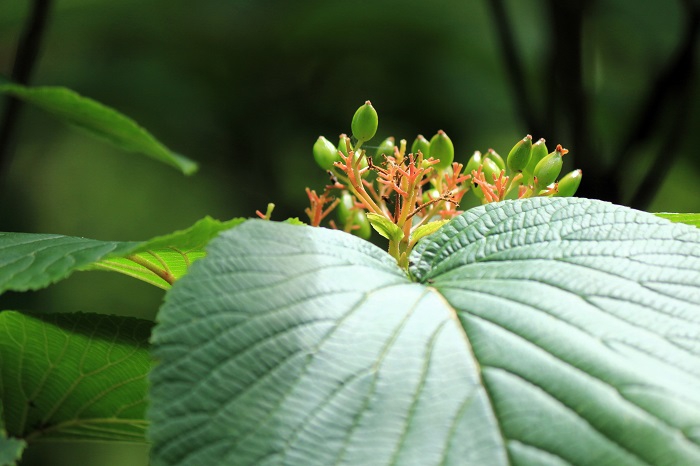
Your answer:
485;0;544;136
616;1;700;209
0;0;53;187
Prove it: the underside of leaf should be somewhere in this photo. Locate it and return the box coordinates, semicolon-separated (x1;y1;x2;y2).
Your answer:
0;312;152;443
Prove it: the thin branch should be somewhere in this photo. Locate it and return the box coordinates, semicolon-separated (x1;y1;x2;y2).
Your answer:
485;0;544;136
0;0;53;185
624;2;700;209
627;94;691;211
612;0;700;175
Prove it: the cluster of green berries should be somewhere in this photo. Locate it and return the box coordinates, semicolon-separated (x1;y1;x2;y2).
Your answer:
309;101;582;249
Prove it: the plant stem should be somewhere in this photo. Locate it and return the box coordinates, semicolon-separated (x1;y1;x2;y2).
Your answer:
0;0;53;189
485;0;544;136
126;254;176;286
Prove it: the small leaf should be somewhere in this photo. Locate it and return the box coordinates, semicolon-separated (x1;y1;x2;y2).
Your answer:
366;212;404;241
0;311;152;443
410;219;448;244
0;216;244;293
655;212;700;228
0;407;25;466
0;438;25;466
0;84;197;175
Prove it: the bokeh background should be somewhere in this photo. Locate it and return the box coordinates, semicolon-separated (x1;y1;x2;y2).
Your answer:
2;0;699;464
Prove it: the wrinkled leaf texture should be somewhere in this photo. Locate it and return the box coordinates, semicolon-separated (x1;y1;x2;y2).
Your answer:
150;197;700;466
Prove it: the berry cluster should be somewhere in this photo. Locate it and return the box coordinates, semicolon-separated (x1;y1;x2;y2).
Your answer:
290;101;581;268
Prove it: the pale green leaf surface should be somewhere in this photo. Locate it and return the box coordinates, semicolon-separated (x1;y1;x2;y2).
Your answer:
149;198;700;466
655;212;700;228
0;311;152;443
0;216;244;293
150;221;506;466
0;84;197;175
412;198;700;465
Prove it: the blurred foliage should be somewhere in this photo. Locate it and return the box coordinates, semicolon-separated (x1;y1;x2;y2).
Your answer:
1;1;699;464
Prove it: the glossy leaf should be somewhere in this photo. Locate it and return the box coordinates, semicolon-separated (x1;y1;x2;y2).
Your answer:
655;212;700;228
0;84;197;175
150;198;700;465
0;311;152;443
0;217;244;293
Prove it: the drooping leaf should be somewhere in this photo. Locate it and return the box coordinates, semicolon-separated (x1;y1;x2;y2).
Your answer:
149;198;700;466
0;311;152;443
0;216;244;293
655;212;700;228
0;84;197;175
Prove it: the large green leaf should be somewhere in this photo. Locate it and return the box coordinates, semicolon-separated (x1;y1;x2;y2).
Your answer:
149;197;700;465
0;311;152;443
0;216;244;293
0;84;197;175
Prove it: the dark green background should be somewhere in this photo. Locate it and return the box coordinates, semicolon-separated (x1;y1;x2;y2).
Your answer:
1;0;699;465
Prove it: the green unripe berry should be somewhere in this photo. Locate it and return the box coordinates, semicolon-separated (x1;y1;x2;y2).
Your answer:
428;130;454;170
338;133;367;169
465;151;484;198
465;151;483;175
411;134;430;156
482;157;502;182
375;137;395;159
313;136;339;171
524;138;547;179
351;100;379;143
485;148;505;172
507;134;533;172
555;169;582;197
337;134;352;156
337;191;370;239
336;191;354;224
352;209;371;239
534;145;565;189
